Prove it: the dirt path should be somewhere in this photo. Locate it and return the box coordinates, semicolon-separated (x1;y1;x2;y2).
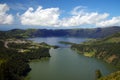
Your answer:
4;41;8;48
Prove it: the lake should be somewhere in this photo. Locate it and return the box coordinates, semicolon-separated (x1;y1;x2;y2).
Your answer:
28;37;89;47
26;37;118;80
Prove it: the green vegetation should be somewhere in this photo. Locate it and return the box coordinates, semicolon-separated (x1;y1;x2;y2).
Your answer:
98;71;120;80
84;50;96;57
39;42;59;49
1;26;120;39
0;39;51;80
0;28;62;80
96;70;102;79
0;27;120;80
59;41;75;45
0;29;37;39
71;32;120;67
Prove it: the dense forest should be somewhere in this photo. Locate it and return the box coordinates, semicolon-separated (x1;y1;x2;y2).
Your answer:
0;39;51;80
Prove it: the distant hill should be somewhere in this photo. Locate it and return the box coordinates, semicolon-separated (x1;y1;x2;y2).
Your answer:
31;26;120;38
1;26;120;39
0;29;37;39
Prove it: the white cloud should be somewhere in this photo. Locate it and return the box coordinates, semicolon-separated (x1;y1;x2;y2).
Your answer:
20;6;120;27
96;16;120;27
20;6;60;26
58;6;109;27
71;6;87;15
0;4;14;24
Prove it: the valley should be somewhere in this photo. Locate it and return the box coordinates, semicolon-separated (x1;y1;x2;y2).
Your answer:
0;27;120;80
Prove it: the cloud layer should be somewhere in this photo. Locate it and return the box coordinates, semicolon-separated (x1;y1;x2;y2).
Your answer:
20;6;60;26
0;4;13;24
96;16;120;27
59;6;109;27
1;3;120;27
20;6;120;27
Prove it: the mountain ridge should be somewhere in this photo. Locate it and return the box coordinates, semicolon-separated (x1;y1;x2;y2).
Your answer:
1;26;120;39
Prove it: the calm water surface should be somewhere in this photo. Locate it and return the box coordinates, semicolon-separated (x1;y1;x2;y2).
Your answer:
28;37;88;47
27;37;118;80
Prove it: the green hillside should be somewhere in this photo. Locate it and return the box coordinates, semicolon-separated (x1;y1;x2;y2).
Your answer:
71;32;120;67
0;39;51;80
0;29;37;39
98;71;120;80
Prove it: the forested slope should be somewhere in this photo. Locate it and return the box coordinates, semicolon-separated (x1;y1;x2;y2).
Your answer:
0;39;50;80
71;32;120;67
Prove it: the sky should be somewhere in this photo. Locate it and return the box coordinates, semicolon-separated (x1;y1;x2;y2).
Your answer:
0;0;120;30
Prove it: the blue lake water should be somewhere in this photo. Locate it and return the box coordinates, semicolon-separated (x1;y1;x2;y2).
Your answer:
28;37;88;47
